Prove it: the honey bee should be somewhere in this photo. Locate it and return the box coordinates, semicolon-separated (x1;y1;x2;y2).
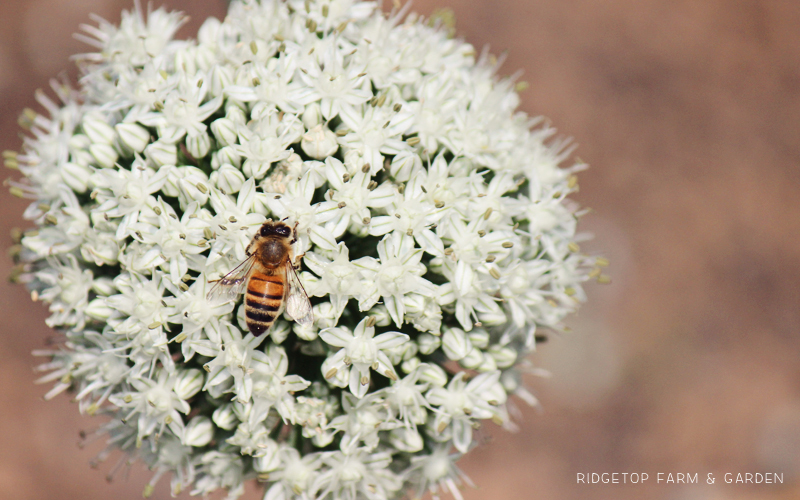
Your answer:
206;220;313;336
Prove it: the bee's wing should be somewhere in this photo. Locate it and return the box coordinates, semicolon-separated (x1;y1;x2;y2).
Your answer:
206;255;257;305
285;264;314;326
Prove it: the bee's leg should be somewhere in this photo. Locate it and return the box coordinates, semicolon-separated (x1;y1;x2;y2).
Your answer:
245;240;255;256
293;253;305;269
290;221;299;245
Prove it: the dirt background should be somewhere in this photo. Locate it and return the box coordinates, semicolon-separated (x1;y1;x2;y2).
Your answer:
1;1;800;499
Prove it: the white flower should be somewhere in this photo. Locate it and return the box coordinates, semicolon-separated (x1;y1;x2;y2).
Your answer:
303;242;369;318
406;445;473;500
426;370;505;453
337;103;413;172
321;156;395;237
248;345;312;426
262;446;323;500
129;199;209;283
357;232;437;327
312;447;402;500
320;317;408;398
109;368;192;445
90;156;172;239
297;42;372;121
263;171;339;252
139;72;223;141
327;392;395;450
198;322;266;403
15;1;600;499
233;111;300;179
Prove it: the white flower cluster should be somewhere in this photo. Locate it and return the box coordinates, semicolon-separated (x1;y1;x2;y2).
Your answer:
9;1;608;499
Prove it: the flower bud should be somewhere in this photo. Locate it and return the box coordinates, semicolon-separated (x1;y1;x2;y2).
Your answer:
208;64;234;97
252;440;280;472
280;153;304;178
225;104;247;124
115;122;151;153
91;277;115;296
294;321;318;341
459;347;484;370
183;416;214;446
81;233;119;266
301;124;338;160
301;102;323;129
145;140;177;166
71;149;95;167
211;146;241;169
418;363;448;387
232;401;249;422
467;329;489;349
390;427;424;453
442;327;472;361
417;333;441;355
212;404;238;430
488;345;517;369
174;368;204;400
211;164;245;194
186;132;212;159
68;133;91;151
85;298;115;320
82;115;116;145
210;117;238;146
269;321;291;345
476;353;498;372
61;162;91;193
401;356;421;374
314;302;338;330
89;144;118;169
390;149;421;182
198;17;221;46
367;305;392;327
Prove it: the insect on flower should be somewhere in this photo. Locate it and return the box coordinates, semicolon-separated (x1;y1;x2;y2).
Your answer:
207;219;313;336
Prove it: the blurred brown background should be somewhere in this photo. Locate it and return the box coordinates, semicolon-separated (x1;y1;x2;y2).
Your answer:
2;1;800;499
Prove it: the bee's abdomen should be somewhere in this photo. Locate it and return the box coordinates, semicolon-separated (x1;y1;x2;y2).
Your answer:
245;271;284;336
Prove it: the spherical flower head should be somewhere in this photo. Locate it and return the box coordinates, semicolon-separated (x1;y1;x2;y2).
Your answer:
10;0;607;499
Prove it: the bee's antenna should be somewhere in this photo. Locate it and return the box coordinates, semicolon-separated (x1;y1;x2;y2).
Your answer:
281;216;289;222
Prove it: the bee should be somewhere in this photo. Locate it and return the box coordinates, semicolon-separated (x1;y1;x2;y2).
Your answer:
206;220;313;336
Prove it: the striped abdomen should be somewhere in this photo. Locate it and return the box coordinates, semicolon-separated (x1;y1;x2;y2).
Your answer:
245;269;284;336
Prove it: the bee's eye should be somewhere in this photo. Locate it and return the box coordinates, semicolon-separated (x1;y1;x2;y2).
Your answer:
260;226;270;237
277;226;290;237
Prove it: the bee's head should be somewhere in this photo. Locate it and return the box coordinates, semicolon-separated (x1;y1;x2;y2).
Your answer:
261;222;292;239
